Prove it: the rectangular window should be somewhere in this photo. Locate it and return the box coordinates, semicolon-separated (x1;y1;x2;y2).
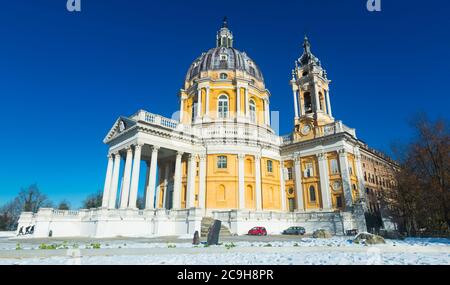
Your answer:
267;160;273;173
217;156;227;169
336;195;343;208
330;159;340;174
304;163;314;178
287;167;293;180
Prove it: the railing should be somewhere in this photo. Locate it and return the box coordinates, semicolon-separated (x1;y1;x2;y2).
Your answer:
213;210;339;222
281;120;357;145
135;110;282;145
52;210;80;216
139;110;180;130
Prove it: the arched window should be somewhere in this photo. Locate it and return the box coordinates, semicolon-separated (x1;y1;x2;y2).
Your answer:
309;186;316;202
304;92;312;113
217;185;226;201
245;158;253;175
220;73;228;80
218;95;229;119
319;92;324;111
249;99;256;123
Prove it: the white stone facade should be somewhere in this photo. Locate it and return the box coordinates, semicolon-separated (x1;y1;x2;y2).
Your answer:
16;110;368;238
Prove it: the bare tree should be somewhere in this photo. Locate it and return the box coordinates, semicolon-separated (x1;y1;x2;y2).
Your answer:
57;200;71;210
381;114;450;236
82;191;103;209
0;184;53;231
17;184;53;213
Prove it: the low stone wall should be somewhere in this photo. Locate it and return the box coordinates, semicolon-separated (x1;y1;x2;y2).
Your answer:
213;209;366;236
16;207;367;238
17;208;203;238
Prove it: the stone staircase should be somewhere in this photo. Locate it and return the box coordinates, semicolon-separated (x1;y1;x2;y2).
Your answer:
200;217;232;237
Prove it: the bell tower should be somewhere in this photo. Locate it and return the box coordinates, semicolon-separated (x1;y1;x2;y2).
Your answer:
290;36;334;141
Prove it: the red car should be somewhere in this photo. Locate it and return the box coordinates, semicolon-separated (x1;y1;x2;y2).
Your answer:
248;227;267;236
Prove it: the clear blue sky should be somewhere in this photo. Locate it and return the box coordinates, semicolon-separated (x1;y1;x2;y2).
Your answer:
0;0;449;208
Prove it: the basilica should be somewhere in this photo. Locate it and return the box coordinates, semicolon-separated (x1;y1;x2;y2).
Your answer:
18;20;397;238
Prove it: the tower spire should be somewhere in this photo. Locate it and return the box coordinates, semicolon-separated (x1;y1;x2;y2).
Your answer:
222;16;228;28
303;35;311;54
298;35;320;67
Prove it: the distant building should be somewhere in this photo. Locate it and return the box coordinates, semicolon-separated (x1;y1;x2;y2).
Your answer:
18;19;397;238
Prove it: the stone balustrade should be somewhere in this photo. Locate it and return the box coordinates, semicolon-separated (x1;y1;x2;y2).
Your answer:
281;120;357;145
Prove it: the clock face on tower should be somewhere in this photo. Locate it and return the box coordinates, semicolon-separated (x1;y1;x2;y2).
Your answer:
301;124;312;135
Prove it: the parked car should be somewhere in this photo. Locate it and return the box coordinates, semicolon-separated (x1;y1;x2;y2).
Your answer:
282;226;306;236
248;227;268;236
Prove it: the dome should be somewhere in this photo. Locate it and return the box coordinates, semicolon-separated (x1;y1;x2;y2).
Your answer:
185;18;264;83
186;47;264;82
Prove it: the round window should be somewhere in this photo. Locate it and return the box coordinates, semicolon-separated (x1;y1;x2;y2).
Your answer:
220;73;228;80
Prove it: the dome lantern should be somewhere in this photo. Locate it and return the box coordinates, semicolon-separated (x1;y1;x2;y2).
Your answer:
216;17;234;48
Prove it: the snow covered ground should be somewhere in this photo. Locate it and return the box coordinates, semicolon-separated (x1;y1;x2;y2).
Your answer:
0;232;449;265
0;232;15;238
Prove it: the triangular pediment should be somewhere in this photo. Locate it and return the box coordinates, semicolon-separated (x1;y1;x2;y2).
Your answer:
103;116;137;143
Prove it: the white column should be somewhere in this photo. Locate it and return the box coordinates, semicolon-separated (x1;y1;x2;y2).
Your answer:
198;154;207;209
186;154;197;208
313;85;321;112
143;161;150;206
205;87;210;117
292;89;299;118
326;90;333;117
264;99;270;125
317;153;332;210
255;155;263;211
294;156;304;211
120;147;133;209
128;144;142;209
354;148;367;202
279;160;287;211
238;154;245;209
244;87;249;117
236;86;241;117
145;146;159;209
102;154;114;208
172;152;183;209
339;149;354;209
162;163;170;209
179;97;184;123
196;88;202;120
109;152;122;209
299;89;305;116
